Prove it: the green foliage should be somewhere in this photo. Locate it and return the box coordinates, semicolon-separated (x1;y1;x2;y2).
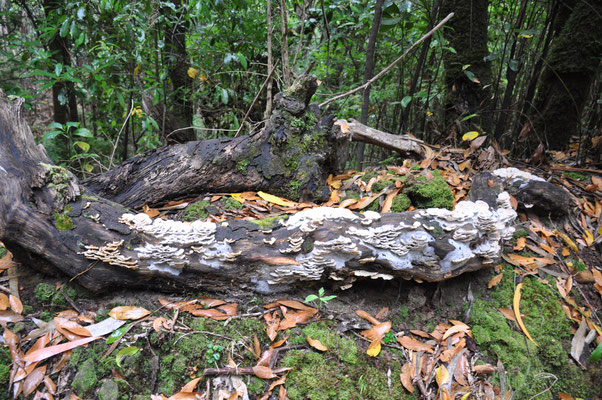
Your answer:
53;209;74;231
391;193;411;212
203;342;223;366
182;200;210;221
512;229;528;242
222;196;243;210
0;245;6;259
407;173;454;209
305;287;337;309
236;159;250;172
34;282;57;303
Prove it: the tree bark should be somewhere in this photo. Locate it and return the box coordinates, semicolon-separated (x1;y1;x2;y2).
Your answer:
440;0;491;137
0;78;517;294
163;0;196;144
355;0;384;170
525;0;602;151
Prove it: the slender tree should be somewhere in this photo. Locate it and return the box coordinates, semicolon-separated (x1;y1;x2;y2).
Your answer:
440;0;491;138
524;0;602;151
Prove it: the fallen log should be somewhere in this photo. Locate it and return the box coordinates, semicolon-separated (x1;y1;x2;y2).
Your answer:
0;79;517;293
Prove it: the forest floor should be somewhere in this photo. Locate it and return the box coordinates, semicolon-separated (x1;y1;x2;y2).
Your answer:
2;143;602;400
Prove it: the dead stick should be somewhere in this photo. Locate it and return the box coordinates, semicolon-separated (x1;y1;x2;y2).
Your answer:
203;366;291;376
319;12;454;108
235;59;280;138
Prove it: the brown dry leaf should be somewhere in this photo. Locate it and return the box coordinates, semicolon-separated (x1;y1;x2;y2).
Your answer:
366;339;381;357
23;365;46;396
409;330;431;339
442;323;470;341
256;349;274;367
43;376;57;395
473;364;497;374
506;254;536;267
307;337;328;352
198;297;227;308
360;321;391;341
0;293;9;310
109;306;151;320
339;198;358;208
355;310;381;326
159;298;198;310
498;308;515;321
264;311;280;341
142;204;160;218
253;334;261;359
23;336;99;363
561;247;570;257
54;317;91;338
8;294;23;314
276;300;314;311
180;376;203;393
488;273;503;288
509;194;518;210
269;336;288;349
268;375;287;392
513;237;526;251
277;308;318;331
396;336;434;353
375;307;389;320
253;366;277;379
514;283;537;345
0;250;14;270
56;309;78;319
400;362;414;393
152;317;170;332
441;338;465;362
168;393;204;400
189;304;237;320
381;188;400;213
558;393;575;400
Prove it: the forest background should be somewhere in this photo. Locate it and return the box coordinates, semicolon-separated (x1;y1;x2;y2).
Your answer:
0;0;600;175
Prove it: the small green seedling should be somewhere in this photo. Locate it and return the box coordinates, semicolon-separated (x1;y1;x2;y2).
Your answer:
383;331;396;344
204;343;223;367
115;346;139;367
305;287;337;309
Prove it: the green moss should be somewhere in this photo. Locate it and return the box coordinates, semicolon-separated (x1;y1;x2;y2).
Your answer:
0;346;10;391
391;194;411;212
371;179;396;193
0;246;6;259
53;204;74;231
72;359;98;395
471;266;597;399
407;174;454;209
223;196;243;210
366;199;380;212
248;215;287;229
291;322;358;365
564;171;589;181
512;229;527;242
34;282;56;303
246;377;265;395
342;190;361;201
399;305;410;320
236;159;250;172
182;201;210;221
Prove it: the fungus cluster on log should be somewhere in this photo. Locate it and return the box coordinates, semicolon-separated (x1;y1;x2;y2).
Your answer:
0;78;571;293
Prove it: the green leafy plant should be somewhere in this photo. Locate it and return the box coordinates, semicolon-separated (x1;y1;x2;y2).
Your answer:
204;343;223;367
305;288;337;309
115;346;139;368
383;331;396;344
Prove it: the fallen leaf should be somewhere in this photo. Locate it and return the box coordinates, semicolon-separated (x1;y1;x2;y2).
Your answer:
366;339;381;357
257;191;296;207
23;336;99;363
513;237;526;251
375;307;390;320
43;376;57;395
360;322;391;341
180;376;203;393
488;273;503;288
355;310;381;326
109;306;150;320
0;310;24;323
277;308;317;331
23;365;46;396
442;323;470;340
256;349;274;367
54;317;92;337
307;337;328;351
8;295;22;314
513;283;537;345
397;336;434;353
253;366;277;379
473;364;497;374
269;336;288;349
400;362;414;393
498;308;515;321
0;293;8;310
276;299;314;311
435;365;450;386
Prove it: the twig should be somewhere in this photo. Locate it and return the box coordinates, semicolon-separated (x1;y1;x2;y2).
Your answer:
235;60;280;137
319;12;454;108
69;261;98;283
203;366;291;377
109;100;134;168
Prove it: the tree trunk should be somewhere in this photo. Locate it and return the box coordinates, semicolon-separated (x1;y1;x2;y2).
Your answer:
0;78;516;294
525;0;602;151
355;0;384;170
163;0;196;144
440;0;491;138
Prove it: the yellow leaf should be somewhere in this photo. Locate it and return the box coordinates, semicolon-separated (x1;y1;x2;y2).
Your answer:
230;193;245;204
133;64;140;78
435;365;450;387
488;273;503;288
199;72;207;82
307;336;328;351
519;34;533;38
109;306;151;321
554;230;579;252
187;67;200;79
513;283;537;345
257;191;296;207
462;131;480;141
366;339;381;357
461;393;471;400
583;230;594;247
562;247;570;257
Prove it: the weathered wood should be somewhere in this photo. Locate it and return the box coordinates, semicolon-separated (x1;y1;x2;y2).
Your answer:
0;83;517;294
336;118;426;158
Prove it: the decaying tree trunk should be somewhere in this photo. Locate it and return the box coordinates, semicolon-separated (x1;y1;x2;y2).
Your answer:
0;77;517;294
